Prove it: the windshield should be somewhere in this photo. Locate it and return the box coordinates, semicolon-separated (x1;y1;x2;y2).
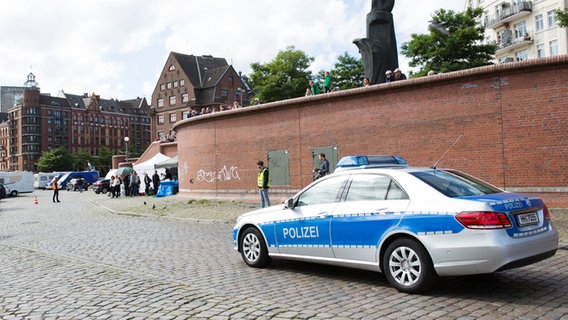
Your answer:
410;169;502;198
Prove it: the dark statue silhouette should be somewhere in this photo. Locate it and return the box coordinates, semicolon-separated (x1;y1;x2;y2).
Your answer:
353;0;399;85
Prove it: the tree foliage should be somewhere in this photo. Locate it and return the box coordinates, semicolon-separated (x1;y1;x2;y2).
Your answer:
401;8;496;77
319;52;365;90
72;151;92;171
556;9;568;28
35;147;74;172
249;46;313;102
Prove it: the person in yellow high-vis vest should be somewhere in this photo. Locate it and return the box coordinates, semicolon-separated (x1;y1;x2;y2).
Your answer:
256;160;270;208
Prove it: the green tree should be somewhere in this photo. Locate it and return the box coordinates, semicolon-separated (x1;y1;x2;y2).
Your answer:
95;146;114;167
249;46;314;102
36;147;73;172
330;52;365;89
72;151;92;171
401;7;496;77
556;9;568;27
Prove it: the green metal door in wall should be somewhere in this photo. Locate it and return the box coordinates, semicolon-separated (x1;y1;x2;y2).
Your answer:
313;146;339;174
268;150;290;186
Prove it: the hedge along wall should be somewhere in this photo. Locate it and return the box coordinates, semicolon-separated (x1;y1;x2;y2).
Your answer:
174;55;568;207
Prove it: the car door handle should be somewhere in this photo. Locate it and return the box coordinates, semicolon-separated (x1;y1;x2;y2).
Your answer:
374;208;389;214
318;212;331;217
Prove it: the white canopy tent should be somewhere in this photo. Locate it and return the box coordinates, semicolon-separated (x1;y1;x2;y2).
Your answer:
155;155;178;169
133;153;171;195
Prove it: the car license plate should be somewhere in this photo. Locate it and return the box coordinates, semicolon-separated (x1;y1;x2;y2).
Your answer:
517;212;538;227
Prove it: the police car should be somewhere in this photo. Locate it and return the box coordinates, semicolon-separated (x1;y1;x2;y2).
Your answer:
232;156;559;293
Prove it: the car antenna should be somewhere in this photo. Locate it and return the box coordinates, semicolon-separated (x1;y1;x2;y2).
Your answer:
432;134;463;170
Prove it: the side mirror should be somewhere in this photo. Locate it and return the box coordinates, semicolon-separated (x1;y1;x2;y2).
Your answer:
285;198;295;209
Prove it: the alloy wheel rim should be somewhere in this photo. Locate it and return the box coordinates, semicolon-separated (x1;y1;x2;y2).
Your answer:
243;233;261;262
389;246;421;286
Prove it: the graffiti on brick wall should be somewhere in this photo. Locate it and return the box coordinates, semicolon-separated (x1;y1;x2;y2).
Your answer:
196;165;241;183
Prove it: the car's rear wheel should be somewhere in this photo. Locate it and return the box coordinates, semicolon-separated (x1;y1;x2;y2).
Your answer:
101;187;108;194
239;227;271;268
10;190;18;197
383;238;437;294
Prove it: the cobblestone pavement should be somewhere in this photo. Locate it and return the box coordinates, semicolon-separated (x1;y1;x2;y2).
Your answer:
0;191;566;319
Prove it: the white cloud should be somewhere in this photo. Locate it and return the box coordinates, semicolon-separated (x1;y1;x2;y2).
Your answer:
0;0;465;102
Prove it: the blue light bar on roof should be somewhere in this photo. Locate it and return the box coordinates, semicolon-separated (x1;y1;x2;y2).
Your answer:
337;155;369;167
336;155;408;168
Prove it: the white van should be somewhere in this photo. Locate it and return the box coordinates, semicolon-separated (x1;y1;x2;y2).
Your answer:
0;171;34;196
34;172;70;189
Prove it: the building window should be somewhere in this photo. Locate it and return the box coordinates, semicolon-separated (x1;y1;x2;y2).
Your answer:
180;79;185;86
158;115;165;124
169;65;176;71
167;82;172;89
513;21;526;39
221;90;228;97
170;113;177;123
535;14;544;32
160;84;166;91
173;81;178;88
547;11;557;28
182;110;190;119
550;40;558;56
158;98;164;108
537;43;545;58
515;50;528;61
182;93;189;103
169;95;176;105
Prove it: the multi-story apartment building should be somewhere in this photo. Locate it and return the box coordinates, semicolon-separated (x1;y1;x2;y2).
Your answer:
151;52;249;140
466;0;568;63
0;74;151;172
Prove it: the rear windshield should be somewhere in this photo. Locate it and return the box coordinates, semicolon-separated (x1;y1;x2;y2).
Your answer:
410;170;502;198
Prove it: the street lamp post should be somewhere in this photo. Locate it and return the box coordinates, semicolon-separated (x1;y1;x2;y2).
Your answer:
124;136;129;162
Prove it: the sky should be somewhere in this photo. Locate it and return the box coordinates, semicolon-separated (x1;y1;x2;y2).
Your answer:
0;0;465;102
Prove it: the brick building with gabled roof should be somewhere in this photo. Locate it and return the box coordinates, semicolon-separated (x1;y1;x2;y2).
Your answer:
1;83;151;172
150;52;249;140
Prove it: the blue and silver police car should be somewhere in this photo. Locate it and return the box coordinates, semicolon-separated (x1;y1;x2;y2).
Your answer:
232;156;559;293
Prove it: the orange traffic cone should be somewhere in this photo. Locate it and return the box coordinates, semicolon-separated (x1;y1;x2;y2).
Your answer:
34;197;39;205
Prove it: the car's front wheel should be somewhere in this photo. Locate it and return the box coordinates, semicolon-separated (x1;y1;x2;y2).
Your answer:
239;227;271;268
383;238;437;294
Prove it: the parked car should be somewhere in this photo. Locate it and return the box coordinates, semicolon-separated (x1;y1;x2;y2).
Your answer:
0;183;6;199
4;185;13;197
66;178;88;191
93;179;111;194
232;155;559;293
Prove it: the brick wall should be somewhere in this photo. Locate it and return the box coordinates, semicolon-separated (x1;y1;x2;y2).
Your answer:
174;56;568;207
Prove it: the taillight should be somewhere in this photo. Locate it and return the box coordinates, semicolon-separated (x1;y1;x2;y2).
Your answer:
456;211;512;229
543;205;550;221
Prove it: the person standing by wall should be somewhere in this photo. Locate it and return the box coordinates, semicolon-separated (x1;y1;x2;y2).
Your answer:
324;71;332;93
144;173;152;196
313;153;330;180
152;170;160;195
112;175;121;198
309;80;321;95
393;68;407;81
256;160;270;208
130;171;140;196
52;177;60;202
